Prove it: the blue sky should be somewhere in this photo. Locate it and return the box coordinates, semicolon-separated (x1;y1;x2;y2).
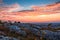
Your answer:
3;0;60;7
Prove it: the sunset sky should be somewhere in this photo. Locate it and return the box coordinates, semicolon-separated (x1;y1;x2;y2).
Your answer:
0;0;60;23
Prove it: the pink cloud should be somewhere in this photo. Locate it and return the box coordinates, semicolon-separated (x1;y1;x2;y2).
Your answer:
0;3;23;12
0;0;3;4
7;3;24;12
31;3;60;13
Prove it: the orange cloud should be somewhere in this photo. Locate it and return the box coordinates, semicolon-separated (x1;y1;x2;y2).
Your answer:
0;3;60;23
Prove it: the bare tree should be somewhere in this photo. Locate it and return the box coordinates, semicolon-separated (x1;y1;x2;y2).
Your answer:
47;23;52;28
